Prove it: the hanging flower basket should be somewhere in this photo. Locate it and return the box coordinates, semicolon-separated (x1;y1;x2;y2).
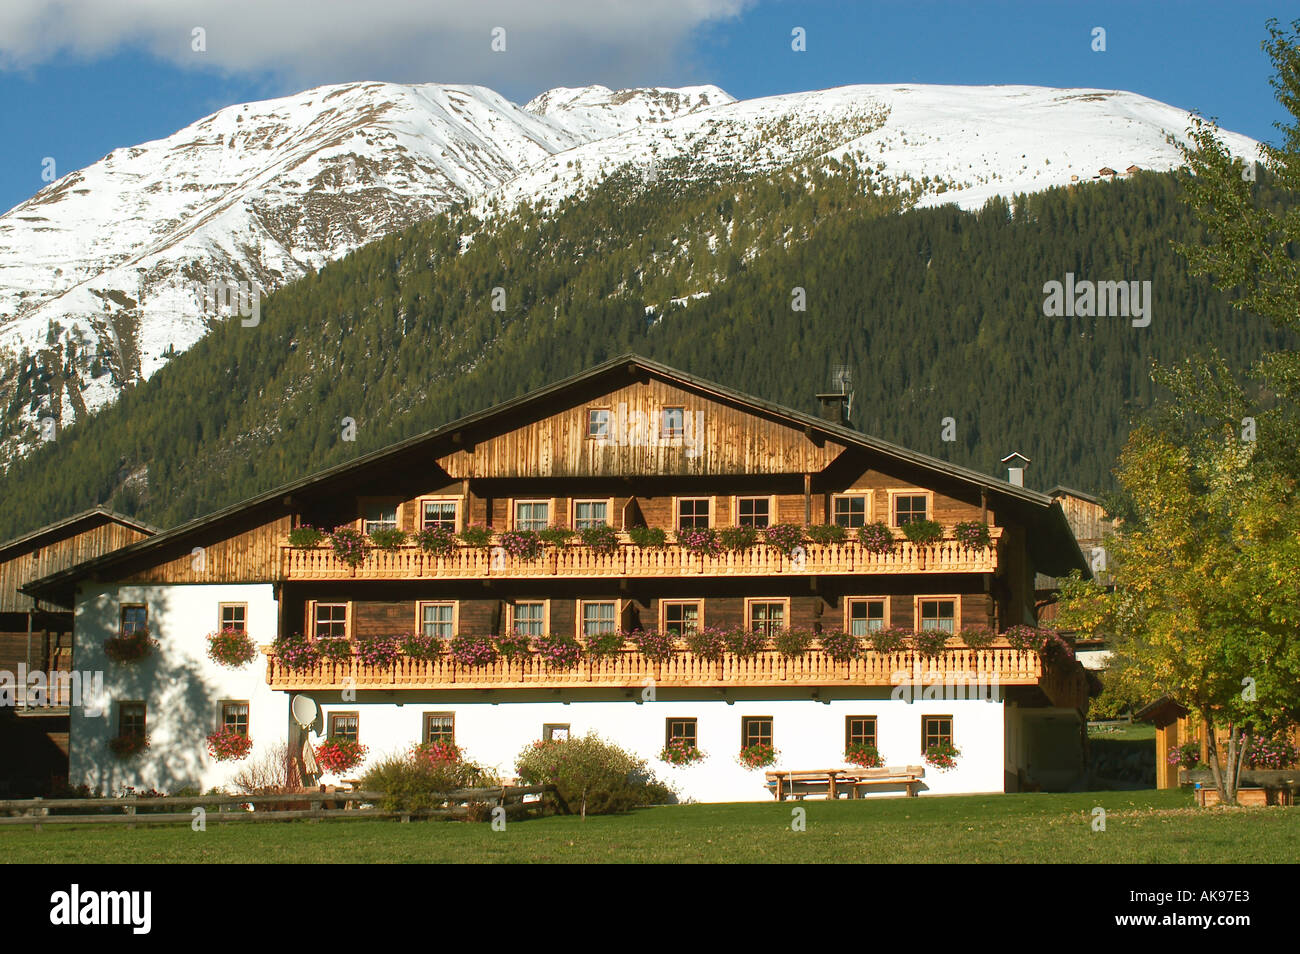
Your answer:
953;521;992;548
329;527;369;567
718;525;759;550
450;633;498;668
399;631;444;660
683;626;727;661
315;737;367;774
206;627;257;668
579;524;620;553
499;530;543;561
678;527;723;556
723;627;767;657
355;634;400;669
287;526;326;548
414;526;457;555
534;632;582;669
628;628;674;661
763;523;804;556
104;629;158;664
805;523;848;545
413;740;462;765
207;728;253;762
818;630;861;661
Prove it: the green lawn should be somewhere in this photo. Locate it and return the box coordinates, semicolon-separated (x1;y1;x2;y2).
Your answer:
3;789;1294;863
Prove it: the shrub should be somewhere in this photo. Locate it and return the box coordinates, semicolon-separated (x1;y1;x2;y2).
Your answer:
953;521;992;548
628;525;667;548
355;634;400;669
845;742;884;768
104;629;157;663
805;523;847;544
957;626;996;649
774;627;815;657
231;741;299;794
534;632;582;669
583;630;625;657
628;627;674;661
499;530;542;561
659;737;705;766
271;632;319;671
207;729;253;762
764;523;804;555
329;527;369;566
819;630;861;661
718;525;759;550
538;526;575;548
496;631;533;659
315;637;353;662
315;737;367;775
912;629;952;657
206;627;257;668
450;633;497;668
738;742;777;769
924;741;960;771
108;735;149;759
287;526;325;547
869;627;912;653
414;526;457;554
516;732;673;819
369;527;407;550
857;522;895;553
678;526;723;556
579;523;620;552
683;626;727;660
399;631;444;660
723;627;767;657
900;519;944;545
362;747;496;813
458;525;492;548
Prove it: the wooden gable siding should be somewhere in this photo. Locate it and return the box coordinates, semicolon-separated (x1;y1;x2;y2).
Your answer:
1053;492;1112;547
436;378;846;479
1;521;151;612
121;515;292;584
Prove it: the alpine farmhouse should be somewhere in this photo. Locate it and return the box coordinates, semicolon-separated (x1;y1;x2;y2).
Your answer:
23;356;1093;802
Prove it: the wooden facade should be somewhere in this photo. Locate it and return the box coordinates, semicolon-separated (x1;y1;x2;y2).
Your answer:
24;356;1090;709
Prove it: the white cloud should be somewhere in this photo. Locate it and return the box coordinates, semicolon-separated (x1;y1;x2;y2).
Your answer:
0;1;750;95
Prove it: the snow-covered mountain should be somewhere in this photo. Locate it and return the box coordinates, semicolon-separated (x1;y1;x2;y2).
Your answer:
0;80;1259;464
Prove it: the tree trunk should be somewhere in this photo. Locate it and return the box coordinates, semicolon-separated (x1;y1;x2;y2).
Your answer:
1206;719;1227;804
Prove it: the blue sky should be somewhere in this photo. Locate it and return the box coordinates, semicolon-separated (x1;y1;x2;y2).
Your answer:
1;0;1292;214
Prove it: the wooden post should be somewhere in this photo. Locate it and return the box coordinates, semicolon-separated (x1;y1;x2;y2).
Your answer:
126;796;136;830
803;475;812;524
31;796;43;831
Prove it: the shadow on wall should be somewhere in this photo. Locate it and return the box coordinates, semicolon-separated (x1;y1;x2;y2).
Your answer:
78;588;223;795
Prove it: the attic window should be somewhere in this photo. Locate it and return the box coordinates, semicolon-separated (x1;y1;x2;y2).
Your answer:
660;406;685;439
588;408;611;439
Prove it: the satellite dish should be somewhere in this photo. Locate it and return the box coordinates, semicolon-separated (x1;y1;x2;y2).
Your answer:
290;695;319;731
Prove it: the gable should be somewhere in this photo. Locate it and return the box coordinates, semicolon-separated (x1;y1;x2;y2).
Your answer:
437;376;848;478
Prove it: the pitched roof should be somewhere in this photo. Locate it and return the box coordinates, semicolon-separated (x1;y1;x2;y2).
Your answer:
22;354;1089;604
0;507;157;563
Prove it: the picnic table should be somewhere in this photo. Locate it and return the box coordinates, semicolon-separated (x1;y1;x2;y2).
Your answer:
765;765;926;800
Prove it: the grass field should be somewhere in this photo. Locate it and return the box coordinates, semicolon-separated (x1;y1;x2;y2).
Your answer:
2;789;1295;863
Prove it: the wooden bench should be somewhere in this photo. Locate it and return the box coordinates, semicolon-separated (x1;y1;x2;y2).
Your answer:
765;765;926;800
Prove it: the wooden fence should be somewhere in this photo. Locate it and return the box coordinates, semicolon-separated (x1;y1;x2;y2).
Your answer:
0;785;567;829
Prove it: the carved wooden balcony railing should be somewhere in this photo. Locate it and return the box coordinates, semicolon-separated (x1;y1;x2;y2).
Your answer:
264;644;1042;692
279;529;1001;581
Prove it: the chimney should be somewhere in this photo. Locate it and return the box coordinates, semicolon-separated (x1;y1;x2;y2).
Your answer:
1002;452;1031;487
816;393;849;426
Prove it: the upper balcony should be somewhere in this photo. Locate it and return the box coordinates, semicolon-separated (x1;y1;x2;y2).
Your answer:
278;527;1002;582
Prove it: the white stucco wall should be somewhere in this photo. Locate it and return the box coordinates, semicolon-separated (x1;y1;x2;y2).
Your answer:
69;583;284;794
312;687;1008;801
69;581;1013;801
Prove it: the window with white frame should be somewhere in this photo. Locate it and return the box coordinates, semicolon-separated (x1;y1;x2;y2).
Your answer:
573;500;609;530
736;497;771;528
513;602;546;636
363;502;398;534
833;494;869;528
580;601;617;637
661;406;685;439
419;602;455;639
421;499;458;530
587;408;611;439
918;598;956;633
514;501;550;531
313;603;347;639
847;598;887;635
